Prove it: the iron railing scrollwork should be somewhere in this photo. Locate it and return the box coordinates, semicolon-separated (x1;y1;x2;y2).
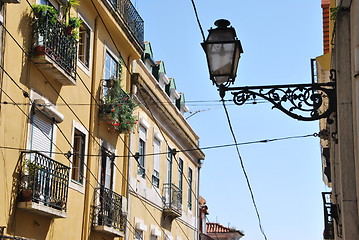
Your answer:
19;151;70;211
93;187;126;232
163;183;182;216
105;0;144;48
33;11;78;80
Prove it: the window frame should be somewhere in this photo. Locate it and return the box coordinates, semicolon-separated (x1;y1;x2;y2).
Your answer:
71;129;86;184
69;121;88;193
78;20;91;68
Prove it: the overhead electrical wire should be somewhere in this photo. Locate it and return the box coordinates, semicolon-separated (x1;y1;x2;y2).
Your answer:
188;0;269;238
0;132;318;157
222;100;268;240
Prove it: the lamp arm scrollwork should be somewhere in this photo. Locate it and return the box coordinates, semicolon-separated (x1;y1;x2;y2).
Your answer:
222;82;336;122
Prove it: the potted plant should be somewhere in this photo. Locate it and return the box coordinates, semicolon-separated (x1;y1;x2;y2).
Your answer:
99;76;138;133
31;4;58;55
66;16;83;37
19;160;42;202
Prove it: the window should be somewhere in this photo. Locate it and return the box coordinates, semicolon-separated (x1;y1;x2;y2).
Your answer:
103;50;120;98
30;110;54;157
152;138;161;187
135;230;143;240
178;158;183;191
188;168;193;210
78;22;90;67
104;50;119;79
71;129;85;184
138;125;146;178
166;147;172;184
101;147;114;190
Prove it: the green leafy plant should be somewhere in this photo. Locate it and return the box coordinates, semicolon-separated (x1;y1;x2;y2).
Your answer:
99;76;137;134
61;0;80;23
68;16;83;28
330;7;339;21
18;159;43;202
31;4;58;36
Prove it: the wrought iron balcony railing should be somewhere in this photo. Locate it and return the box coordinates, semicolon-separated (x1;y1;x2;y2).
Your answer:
163;183;182;218
104;0;144;48
18;151;70;212
33;11;78;81
93;187;126;234
322;192;334;240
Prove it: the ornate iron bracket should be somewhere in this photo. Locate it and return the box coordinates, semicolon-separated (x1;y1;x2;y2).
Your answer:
220;81;336;122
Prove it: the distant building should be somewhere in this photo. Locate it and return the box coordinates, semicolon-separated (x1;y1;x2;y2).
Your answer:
204;223;244;240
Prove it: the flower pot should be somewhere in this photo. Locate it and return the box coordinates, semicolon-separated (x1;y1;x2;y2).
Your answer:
19;189;33;202
34;45;45;56
66;26;73;35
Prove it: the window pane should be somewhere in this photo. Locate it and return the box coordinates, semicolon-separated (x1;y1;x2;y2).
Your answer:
105;51;118;79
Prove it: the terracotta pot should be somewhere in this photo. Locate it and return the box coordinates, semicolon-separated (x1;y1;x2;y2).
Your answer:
19;189;33;202
34;45;45;55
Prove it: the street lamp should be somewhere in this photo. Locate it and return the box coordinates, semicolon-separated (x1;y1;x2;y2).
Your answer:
202;19;336;122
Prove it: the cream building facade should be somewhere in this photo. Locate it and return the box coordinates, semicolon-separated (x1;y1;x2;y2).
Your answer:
127;42;205;240
317;0;359;240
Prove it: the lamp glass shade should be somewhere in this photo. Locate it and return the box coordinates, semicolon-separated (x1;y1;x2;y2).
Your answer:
202;20;243;86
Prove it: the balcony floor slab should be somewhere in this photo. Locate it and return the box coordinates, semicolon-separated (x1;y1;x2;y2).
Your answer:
18;201;67;218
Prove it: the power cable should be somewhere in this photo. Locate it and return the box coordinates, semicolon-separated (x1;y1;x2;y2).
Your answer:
222;100;268;240
0;133;318;157
188;0;269;235
190;0;205;41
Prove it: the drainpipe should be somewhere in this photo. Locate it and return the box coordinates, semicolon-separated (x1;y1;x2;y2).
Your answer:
124;55;133;240
81;15;99;240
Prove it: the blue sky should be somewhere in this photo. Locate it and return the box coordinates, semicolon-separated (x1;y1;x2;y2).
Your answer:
135;1;329;239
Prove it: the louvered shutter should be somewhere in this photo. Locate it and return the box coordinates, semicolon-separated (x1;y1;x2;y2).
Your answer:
31;111;54;157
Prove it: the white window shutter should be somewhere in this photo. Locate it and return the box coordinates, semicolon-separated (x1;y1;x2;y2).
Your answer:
31;111;53;157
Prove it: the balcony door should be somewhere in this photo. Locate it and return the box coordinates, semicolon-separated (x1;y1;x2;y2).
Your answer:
30;110;54;204
99;147;115;227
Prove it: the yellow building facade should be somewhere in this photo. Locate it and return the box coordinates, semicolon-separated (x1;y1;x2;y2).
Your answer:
0;0;143;238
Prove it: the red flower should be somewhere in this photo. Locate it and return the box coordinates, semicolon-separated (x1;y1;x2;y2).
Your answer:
125;98;129;101
118;105;121;107
111;109;115;112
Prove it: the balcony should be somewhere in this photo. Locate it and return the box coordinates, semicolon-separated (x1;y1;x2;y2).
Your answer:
102;0;144;49
163;183;182;219
32;10;78;85
99;78;137;133
17;151;70;218
93;187;126;237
